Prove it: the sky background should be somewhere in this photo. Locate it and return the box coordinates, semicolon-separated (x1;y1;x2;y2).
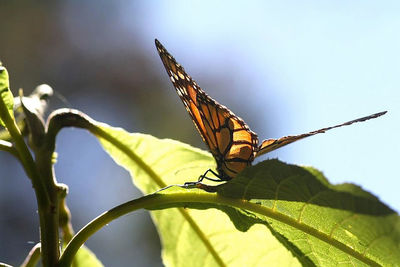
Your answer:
0;1;398;266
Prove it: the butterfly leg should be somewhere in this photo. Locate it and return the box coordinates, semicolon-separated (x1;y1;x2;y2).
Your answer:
180;169;223;193
198;169;223;182
183;169;221;188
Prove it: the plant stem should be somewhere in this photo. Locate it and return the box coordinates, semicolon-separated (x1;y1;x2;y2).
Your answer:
1;91;67;266
58;194;162;267
0;86;61;266
59;193;74;243
35;147;62;267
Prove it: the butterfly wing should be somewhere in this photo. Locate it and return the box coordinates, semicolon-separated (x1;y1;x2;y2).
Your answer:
155;39;212;148
256;111;387;158
155;39;258;180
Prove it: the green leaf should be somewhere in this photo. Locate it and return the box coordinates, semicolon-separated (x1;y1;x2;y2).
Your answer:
212;161;399;266
95;124;400;266
96;127;299;266
69;245;104;267
0;66;14;127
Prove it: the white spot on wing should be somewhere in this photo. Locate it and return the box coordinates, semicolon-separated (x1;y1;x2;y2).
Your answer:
178;71;185;79
180;86;187;93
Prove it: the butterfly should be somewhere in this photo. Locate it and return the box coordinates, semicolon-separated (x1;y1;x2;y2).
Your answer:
155;39;386;182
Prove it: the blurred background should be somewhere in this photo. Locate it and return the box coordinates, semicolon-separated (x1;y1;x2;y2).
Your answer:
0;1;398;266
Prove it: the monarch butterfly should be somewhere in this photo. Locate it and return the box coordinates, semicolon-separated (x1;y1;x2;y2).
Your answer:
155;39;386;182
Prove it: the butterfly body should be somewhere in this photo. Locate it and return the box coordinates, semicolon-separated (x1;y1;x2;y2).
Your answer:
155;39;386;181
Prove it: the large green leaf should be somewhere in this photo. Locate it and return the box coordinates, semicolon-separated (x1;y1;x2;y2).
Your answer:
95;124;400;266
211;161;399;266
0;66;14;127
96;127;299;266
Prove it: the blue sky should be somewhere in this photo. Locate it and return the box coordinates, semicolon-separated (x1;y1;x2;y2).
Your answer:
127;1;399;211
59;0;399;210
1;2;397;266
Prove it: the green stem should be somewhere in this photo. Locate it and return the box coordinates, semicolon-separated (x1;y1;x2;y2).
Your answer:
59;193;75;242
57;193;172;267
0;92;48;201
34;146;62;267
0;87;60;266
